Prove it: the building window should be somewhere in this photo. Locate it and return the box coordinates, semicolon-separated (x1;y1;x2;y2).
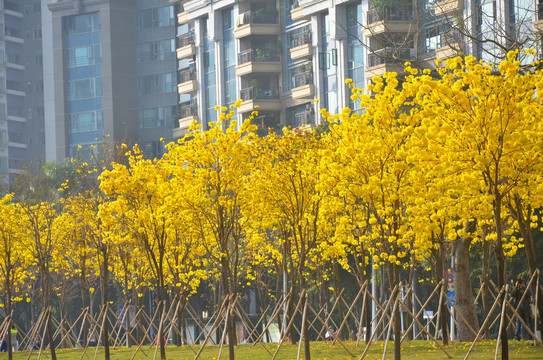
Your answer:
64;12;100;35
68;111;103;134
137;6;175;29
138;73;176;95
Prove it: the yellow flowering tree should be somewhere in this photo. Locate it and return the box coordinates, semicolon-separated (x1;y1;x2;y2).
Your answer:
406;52;543;358
244;128;333;360
0;195;30;359
56;194;99;346
164;112;257;360
19;201;59;360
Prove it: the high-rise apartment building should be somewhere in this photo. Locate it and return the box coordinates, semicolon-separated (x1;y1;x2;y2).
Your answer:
0;0;45;184
0;0;537;183
43;0;178;161
170;0;540;137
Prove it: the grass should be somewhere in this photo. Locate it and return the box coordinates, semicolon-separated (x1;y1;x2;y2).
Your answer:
0;340;541;360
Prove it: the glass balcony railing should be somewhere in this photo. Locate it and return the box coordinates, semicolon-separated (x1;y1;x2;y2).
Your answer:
6;53;22;65
4;0;21;13
240;86;279;101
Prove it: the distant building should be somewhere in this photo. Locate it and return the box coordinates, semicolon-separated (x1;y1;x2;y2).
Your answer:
44;0;177;161
0;0;538;183
170;0;540;137
0;0;45;184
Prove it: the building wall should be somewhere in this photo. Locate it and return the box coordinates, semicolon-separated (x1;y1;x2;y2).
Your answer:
172;0;540;138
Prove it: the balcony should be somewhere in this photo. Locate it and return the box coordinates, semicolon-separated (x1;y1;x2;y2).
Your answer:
289;31;312;60
236;49;281;76
291;72;314;100
363;7;415;37
178;11;194;25
290;7;310;22
436;31;465;60
4;0;21;14
433;0;463;17
288;110;314;129
6;54;24;70
177;32;195;59
178;68;197;94
234;10;280;39
5;28;24;43
173;102;198;138
238;86;281;114
365;47;415;78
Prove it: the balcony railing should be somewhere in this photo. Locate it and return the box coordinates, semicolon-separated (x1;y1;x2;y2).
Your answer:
237;9;279;26
6;80;23;92
179;102;198;119
5;28;22;39
177;31;195;47
240;86;279;101
238;48;280;64
6;54;21;64
4;0;20;12
289;30;311;48
289;111;313;128
178;67;196;83
367;47;415;68
293;72;313;88
367;6;412;24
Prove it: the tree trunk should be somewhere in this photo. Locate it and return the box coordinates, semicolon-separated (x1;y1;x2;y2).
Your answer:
101;248;110;360
435;254;449;345
80;267;89;348
333;261;348;339
220;257;236;360
393;264;401;360
481;238;490;339
454;221;479;342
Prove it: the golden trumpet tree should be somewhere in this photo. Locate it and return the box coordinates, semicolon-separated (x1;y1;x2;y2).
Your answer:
404;52;543;359
244;128;333;360
19;201;59;360
100;144;208;358
55;194;99;345
0;195;30;359
164;115;257;360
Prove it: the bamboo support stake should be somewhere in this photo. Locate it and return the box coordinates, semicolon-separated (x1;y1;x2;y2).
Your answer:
358;285;398;360
306;302;355;357
463;285;506;360
382;288;400;360
333;282;366;346
193;295;231;360
494;285;509;360
252;290;292;345
356;283;369;346
397;297;452;359
296;293;308;360
270;289;306;360
401;280;443;342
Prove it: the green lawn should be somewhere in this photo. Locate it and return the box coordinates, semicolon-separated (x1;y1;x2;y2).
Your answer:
1;340;541;360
